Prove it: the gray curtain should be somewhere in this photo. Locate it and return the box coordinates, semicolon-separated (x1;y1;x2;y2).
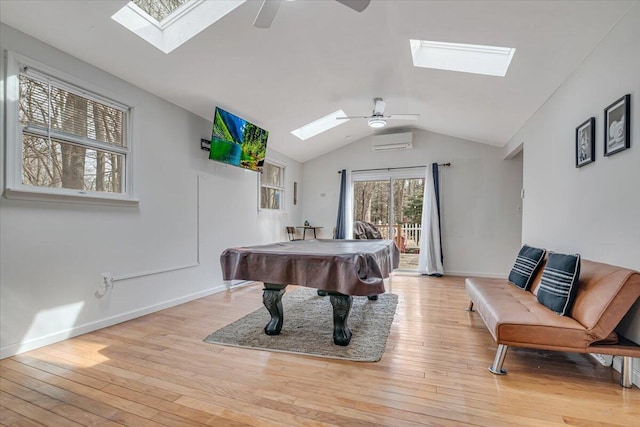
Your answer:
335;169;347;239
417;163;444;275
432;163;443;264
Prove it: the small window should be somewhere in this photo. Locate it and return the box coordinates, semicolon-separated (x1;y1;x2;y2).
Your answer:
260;162;284;210
6;52;133;202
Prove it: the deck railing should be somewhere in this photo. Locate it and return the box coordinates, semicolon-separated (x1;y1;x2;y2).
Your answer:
375;223;421;248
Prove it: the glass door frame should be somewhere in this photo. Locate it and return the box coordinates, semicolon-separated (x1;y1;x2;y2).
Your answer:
351;168;426;253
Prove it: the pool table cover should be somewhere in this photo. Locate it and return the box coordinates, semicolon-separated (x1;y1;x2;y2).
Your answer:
221;239;400;296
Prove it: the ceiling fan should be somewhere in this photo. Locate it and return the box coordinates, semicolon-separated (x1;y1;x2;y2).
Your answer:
337;98;421;129
254;0;370;29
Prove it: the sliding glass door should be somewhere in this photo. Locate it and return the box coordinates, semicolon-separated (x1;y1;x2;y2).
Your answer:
353;179;391;237
352;171;425;271
391;177;424;270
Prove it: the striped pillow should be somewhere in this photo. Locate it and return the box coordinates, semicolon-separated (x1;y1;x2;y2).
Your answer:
508;245;546;290
537;252;581;316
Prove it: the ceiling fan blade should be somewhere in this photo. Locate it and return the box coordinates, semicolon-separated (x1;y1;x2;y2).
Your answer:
336;116;370;120
386;114;421;120
253;0;282;29
373;99;386;115
336;0;371;13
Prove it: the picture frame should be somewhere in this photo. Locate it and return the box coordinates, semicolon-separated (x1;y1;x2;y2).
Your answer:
575;117;595;168
604;94;630;156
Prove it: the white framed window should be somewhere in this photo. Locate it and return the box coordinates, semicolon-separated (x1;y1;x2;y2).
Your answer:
5;52;135;204
259;161;284;211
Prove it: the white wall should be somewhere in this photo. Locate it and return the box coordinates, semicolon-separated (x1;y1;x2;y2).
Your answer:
0;24;302;358
302;129;523;277
505;4;640;385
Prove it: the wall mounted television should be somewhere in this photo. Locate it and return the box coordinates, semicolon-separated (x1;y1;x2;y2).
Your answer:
208;107;269;172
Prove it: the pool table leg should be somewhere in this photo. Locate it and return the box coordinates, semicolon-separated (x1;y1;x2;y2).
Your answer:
329;293;353;346
263;283;287;335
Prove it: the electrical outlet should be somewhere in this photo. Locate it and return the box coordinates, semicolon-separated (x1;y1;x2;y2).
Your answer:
96;273;114;298
102;272;112;286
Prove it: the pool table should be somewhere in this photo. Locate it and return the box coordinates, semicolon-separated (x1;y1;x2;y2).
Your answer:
220;239;399;345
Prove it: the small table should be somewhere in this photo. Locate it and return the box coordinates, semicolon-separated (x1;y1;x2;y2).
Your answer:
220;239;399;346
296;226;323;239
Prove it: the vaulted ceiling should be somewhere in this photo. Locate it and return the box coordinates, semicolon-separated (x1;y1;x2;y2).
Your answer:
1;1;636;162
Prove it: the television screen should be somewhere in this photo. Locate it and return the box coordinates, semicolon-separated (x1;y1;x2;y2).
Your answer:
209;107;268;172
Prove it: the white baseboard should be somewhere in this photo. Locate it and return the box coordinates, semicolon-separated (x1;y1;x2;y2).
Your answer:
0;284;228;359
225;280;256;290
393;270;508;279
612;356;640;389
589;353;613;366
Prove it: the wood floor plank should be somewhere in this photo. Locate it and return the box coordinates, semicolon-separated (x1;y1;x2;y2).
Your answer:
0;392;83;427
0;405;45;427
0;365;163;427
1;275;638;427
100;383;252;427
1;359;158;419
0;378;121;427
13;352;183;403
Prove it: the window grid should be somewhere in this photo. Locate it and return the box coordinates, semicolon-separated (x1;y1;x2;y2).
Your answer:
14;63;130;197
260;162;285;211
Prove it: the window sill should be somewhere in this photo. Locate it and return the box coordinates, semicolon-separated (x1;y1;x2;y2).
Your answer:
3;187;140;207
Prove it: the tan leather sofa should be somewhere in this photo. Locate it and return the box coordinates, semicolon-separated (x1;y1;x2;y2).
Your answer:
465;258;640;387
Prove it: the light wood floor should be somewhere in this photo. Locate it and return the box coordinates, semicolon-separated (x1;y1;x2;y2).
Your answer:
1;275;638;427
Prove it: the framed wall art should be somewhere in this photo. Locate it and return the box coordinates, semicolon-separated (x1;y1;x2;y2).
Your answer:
604;94;630;156
576;117;595;167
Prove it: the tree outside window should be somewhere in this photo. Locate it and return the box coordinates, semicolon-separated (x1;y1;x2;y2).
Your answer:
260;162;284;210
16;68;129;196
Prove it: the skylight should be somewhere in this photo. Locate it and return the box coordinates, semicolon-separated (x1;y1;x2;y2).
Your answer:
112;0;246;54
291;110;349;141
409;39;516;77
132;0;191;23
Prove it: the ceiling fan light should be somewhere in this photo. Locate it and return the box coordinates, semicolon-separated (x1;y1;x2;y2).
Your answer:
368;117;387;128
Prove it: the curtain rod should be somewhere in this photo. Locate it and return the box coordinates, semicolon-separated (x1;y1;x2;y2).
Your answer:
338;163;451;173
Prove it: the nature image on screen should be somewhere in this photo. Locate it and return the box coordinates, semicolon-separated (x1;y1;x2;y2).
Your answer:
209;107;268;171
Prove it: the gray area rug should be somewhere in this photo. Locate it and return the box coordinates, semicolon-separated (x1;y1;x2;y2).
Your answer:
204;288;398;362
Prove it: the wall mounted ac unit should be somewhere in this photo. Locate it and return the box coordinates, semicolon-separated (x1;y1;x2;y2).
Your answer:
372;131;413;152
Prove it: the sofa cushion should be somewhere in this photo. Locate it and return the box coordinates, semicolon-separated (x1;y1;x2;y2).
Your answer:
508;245;546;290
465;277;593;349
570;260;640;338
537;252;581;315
